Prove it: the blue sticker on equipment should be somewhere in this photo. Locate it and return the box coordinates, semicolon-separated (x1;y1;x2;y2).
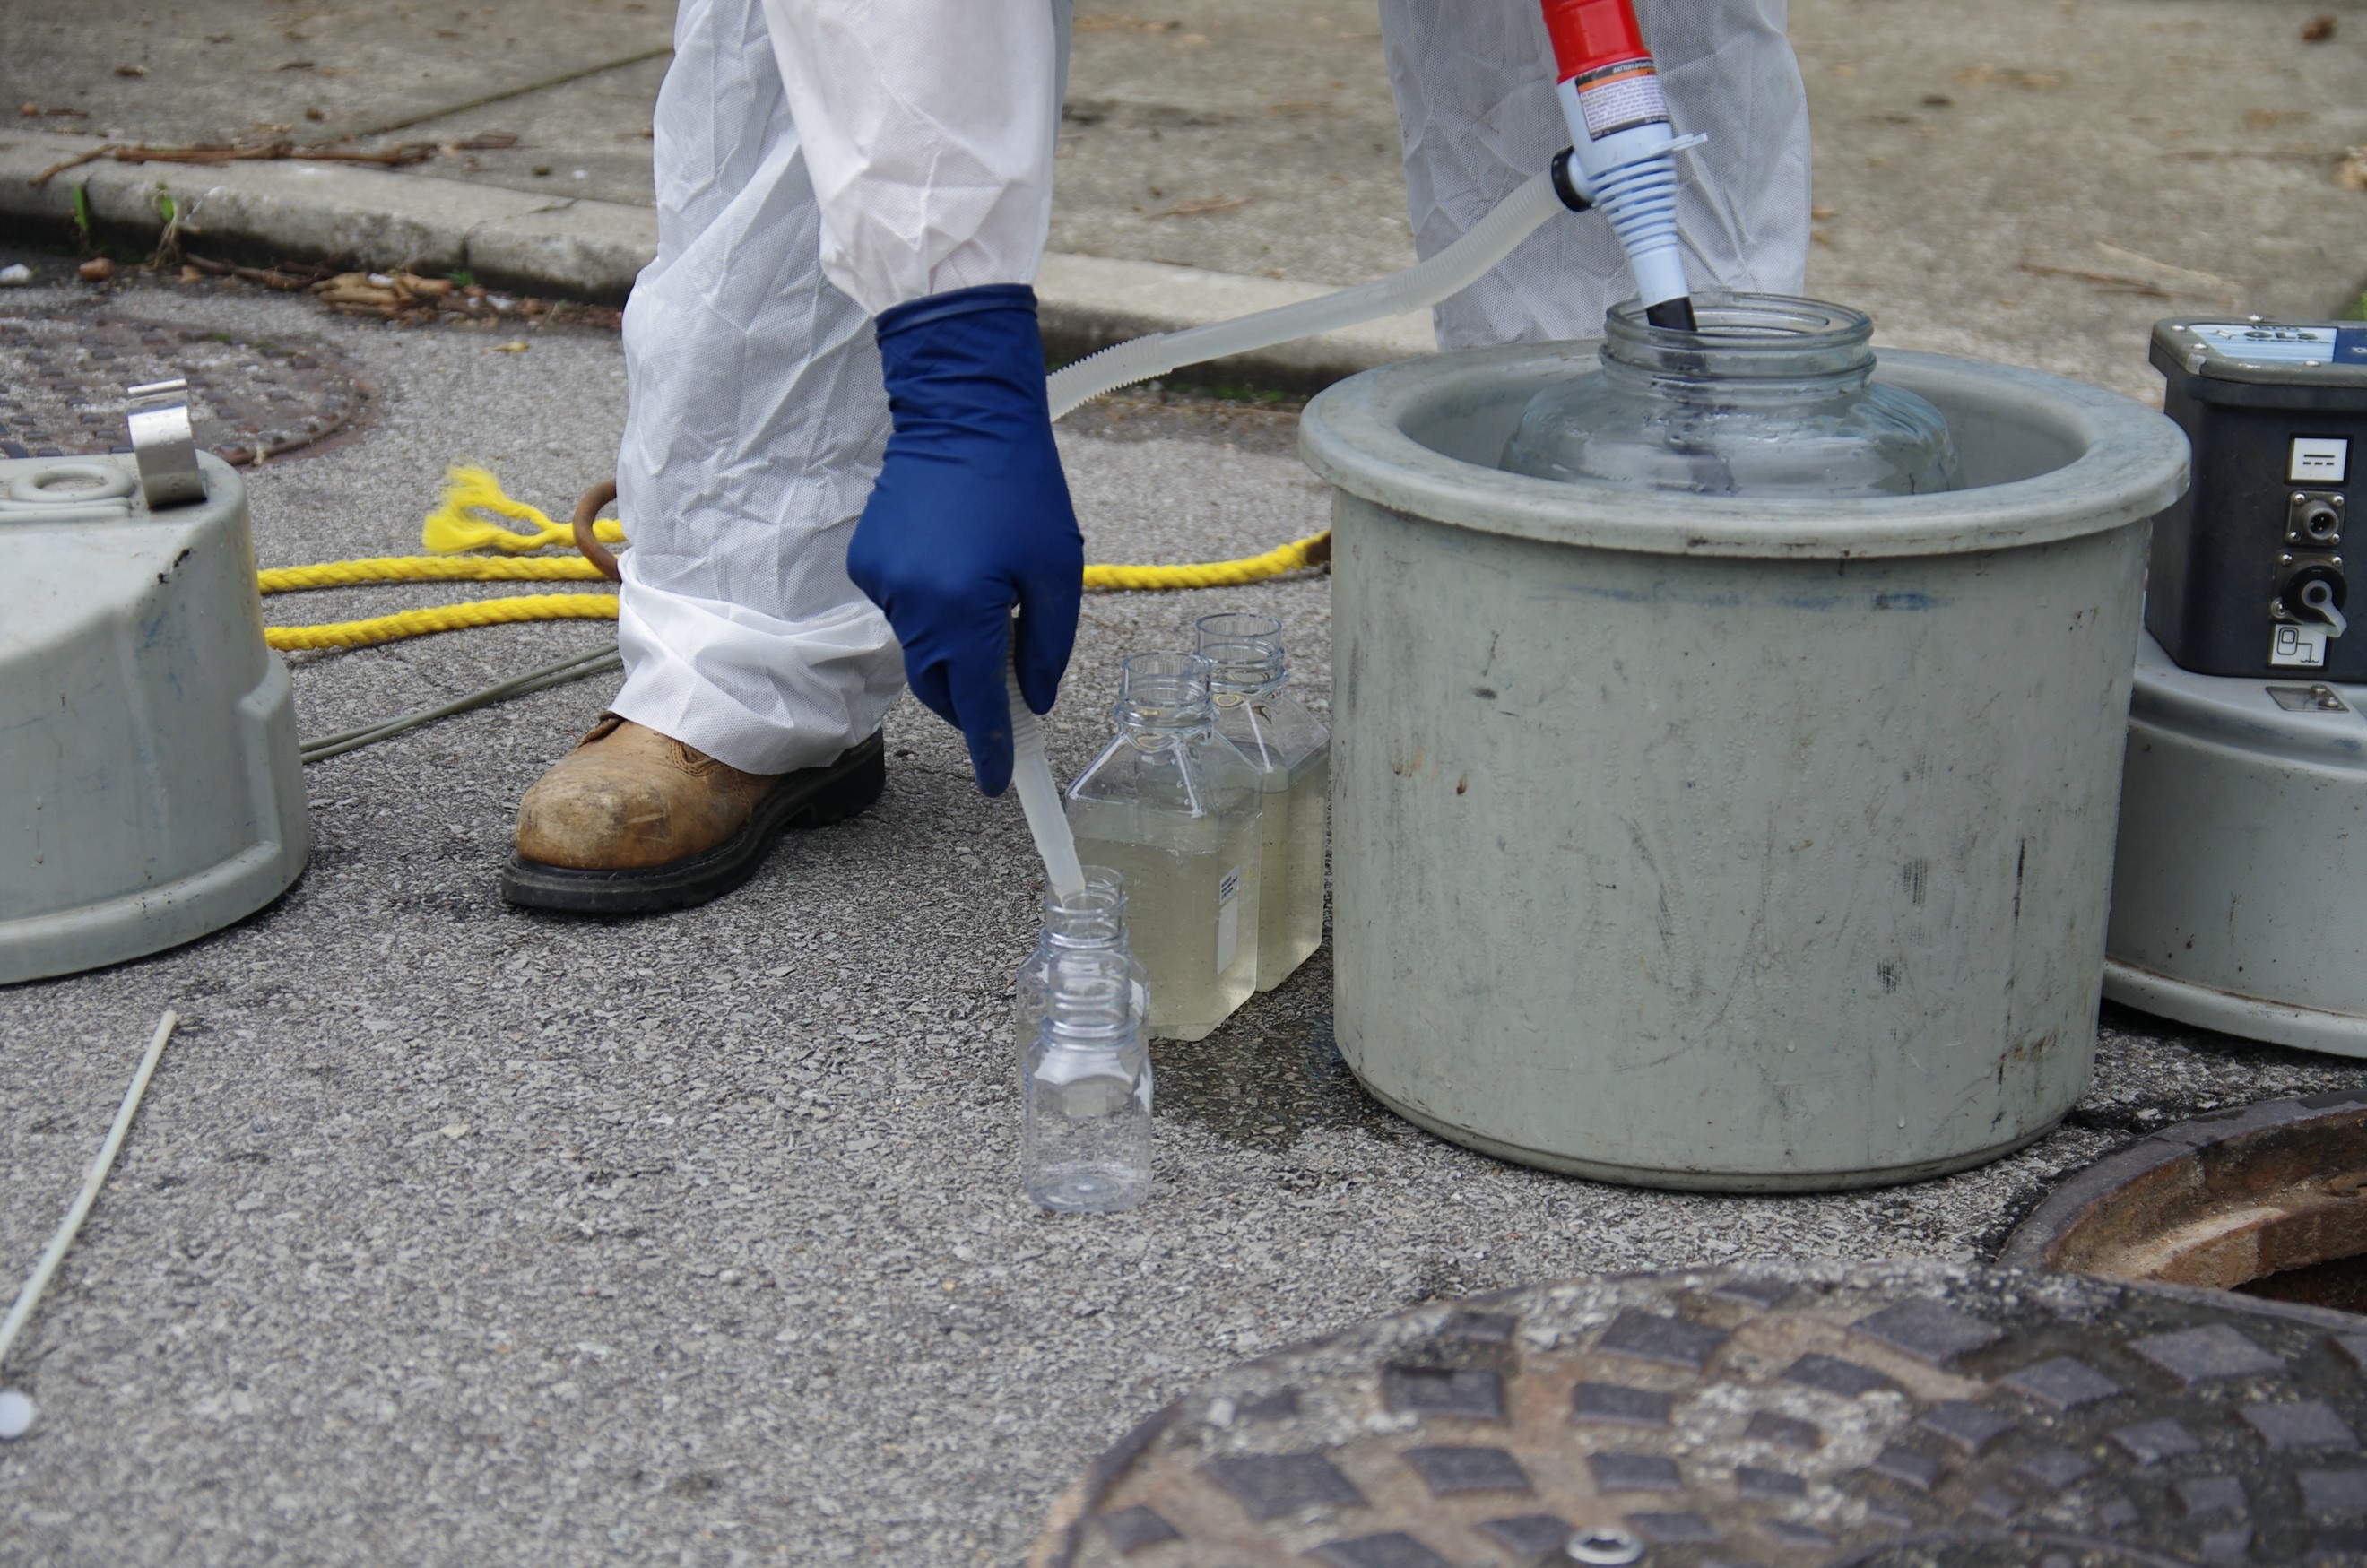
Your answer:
2338;325;2367;366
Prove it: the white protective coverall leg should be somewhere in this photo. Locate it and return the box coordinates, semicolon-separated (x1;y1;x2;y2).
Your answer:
607;0;905;777
607;0;1806;775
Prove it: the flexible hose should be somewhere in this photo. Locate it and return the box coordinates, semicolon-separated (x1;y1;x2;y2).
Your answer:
300;644;624;763
1045;169;1570;419
1007;660;1086;901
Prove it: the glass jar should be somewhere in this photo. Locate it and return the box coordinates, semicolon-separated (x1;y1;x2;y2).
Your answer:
1499;292;1963;498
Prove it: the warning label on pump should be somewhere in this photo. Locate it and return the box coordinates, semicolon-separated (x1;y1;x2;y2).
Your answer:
2189;322;2367;367
2272;622;2331;668
1574;60;1670;140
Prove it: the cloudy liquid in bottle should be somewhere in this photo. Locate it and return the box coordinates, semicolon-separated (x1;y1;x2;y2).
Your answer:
1067;802;1259;1042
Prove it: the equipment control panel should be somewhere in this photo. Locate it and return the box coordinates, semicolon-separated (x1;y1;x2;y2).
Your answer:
2146;317;2367;680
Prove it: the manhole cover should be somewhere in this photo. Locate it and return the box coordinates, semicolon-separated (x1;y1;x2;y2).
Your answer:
0;314;362;464
1031;1262;2367;1567
2003;1090;2367;1312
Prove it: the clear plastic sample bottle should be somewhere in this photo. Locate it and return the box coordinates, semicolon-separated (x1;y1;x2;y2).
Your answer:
1013;865;1149;1070
1022;949;1152;1213
1195;612;1330;991
1499;291;1964;498
1065;653;1262;1041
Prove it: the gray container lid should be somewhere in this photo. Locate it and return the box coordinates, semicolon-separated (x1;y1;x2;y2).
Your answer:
1298;342;2189;560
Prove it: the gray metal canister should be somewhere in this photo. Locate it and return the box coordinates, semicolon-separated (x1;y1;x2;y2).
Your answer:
1298;342;2189;1191
2;453;308;983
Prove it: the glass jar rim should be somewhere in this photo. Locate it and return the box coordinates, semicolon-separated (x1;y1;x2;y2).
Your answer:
1602;291;1874;378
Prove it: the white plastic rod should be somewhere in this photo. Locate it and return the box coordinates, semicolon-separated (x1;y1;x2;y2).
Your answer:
1045;169;1569;420
0;1009;178;1371
1009;665;1086;901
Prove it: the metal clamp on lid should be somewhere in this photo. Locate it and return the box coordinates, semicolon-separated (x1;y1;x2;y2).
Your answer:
125;378;205;508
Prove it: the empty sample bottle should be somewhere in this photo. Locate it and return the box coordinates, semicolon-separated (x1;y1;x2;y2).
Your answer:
1022;949;1152;1213
1013;865;1149;1073
1195;612;1329;991
1500;291;1963;498
1065;653;1262;1041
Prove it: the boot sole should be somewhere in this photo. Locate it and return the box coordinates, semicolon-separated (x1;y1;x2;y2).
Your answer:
499;732;887;915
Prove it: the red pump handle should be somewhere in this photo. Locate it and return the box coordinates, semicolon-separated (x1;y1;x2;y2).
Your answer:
1539;0;1652;82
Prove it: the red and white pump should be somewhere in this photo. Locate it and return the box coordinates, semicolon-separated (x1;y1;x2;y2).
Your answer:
1539;0;1698;331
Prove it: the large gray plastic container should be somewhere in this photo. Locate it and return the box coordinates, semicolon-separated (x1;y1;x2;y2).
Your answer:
2104;632;2367;1056
1299;342;2189;1191
2;453;307;984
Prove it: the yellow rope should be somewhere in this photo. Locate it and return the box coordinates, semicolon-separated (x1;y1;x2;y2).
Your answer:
259;555;606;593
419;465;626;554
265;593;621;651
260;468;1329;651
1085;532;1329;591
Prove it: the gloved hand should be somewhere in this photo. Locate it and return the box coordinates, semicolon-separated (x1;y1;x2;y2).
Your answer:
847;283;1085;797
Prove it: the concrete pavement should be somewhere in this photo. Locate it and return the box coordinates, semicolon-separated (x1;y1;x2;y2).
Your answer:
4;235;2367;1568
4;3;2367;1564
4;0;2362;396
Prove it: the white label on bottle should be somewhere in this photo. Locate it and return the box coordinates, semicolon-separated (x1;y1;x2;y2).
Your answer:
2272;621;2330;668
1216;865;1243;975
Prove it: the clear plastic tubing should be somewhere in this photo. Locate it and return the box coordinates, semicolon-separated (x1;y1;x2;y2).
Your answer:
1009;658;1086;902
1045;169;1571;420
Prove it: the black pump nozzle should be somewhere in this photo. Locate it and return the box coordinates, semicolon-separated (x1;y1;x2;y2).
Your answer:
1644;297;1699;334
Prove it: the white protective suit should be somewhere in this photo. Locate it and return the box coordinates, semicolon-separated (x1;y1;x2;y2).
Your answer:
608;0;1809;775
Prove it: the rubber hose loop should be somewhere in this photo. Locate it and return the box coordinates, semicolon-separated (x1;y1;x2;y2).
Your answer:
1549;148;1593;212
572;481;622;582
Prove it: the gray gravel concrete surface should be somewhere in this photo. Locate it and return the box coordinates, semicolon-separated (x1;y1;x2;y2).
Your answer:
4;3;2367;1562
6;0;2362;352
7;264;2367;1566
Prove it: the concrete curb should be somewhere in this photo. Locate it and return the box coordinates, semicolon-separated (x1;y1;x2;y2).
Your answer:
0;130;1435;392
0;131;654;300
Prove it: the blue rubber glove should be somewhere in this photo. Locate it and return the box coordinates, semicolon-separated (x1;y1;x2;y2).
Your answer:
847;284;1085;797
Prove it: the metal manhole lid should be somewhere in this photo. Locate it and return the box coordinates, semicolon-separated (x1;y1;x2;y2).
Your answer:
1031;1262;2367;1567
0;313;363;464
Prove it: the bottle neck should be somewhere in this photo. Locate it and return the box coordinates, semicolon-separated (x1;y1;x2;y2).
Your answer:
1600;291;1876;403
1197;619;1288;703
1210;676;1284;706
1114;653;1214;734
1042;905;1124;949
1040;962;1134;1044
1040;870;1125;949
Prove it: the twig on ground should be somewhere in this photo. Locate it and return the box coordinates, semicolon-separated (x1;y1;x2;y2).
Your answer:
2016;260;2172;299
29;133;518;188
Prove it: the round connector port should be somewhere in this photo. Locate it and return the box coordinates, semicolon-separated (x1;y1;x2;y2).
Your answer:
2285;563;2350;634
2299;498;2344;543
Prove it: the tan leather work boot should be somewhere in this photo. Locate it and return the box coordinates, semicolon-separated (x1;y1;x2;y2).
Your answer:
500;715;885;914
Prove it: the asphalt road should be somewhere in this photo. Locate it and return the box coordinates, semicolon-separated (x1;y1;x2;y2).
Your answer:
4;0;2359;379
5;269;2367;1564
